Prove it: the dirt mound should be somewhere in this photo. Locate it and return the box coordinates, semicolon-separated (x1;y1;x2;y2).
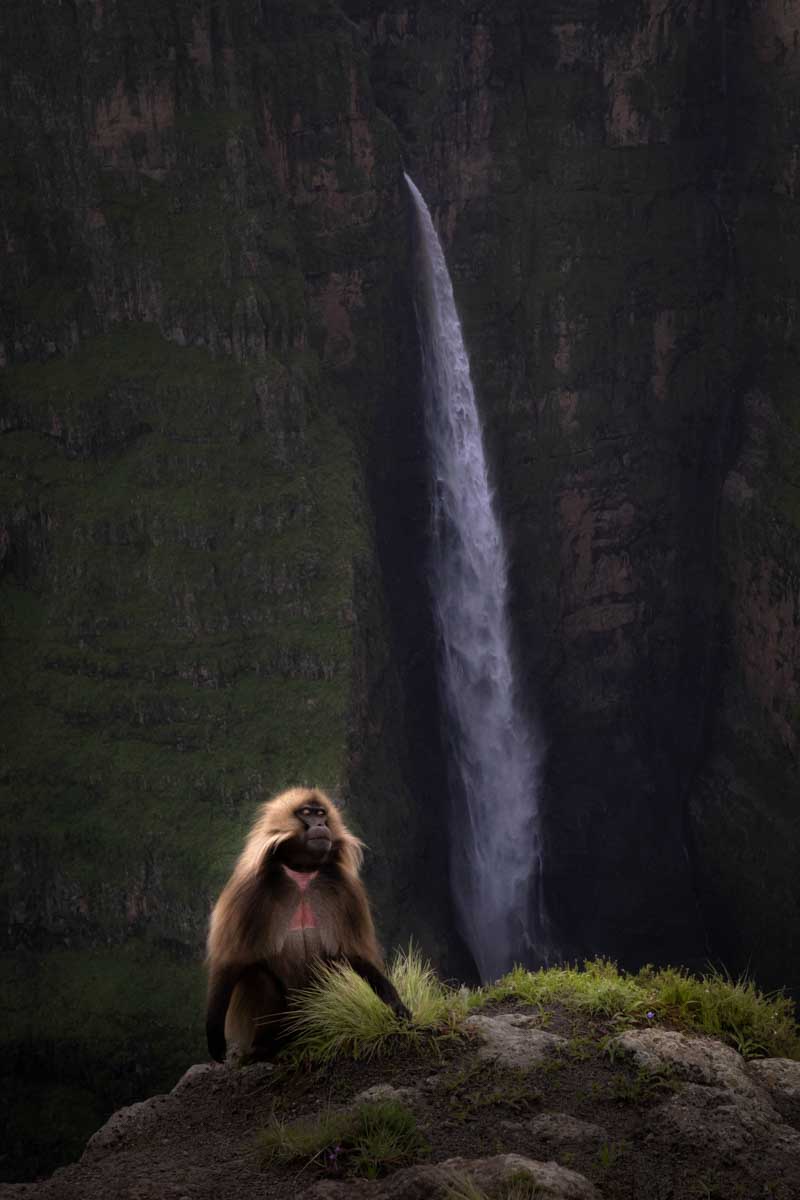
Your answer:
3;1006;799;1200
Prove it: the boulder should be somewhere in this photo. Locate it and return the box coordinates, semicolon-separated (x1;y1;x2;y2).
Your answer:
610;1029;759;1095
307;1152;600;1198
465;1014;567;1068
748;1057;800;1101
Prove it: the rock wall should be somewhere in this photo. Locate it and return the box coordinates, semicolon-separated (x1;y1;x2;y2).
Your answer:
0;0;457;1178
689;0;800;994
349;0;798;980
1;0;798;1181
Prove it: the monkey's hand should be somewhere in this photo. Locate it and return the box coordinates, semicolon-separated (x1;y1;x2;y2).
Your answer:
207;1023;227;1064
390;997;413;1024
345;956;413;1024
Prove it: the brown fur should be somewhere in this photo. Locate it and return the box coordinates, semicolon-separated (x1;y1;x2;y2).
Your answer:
205;787;389;1059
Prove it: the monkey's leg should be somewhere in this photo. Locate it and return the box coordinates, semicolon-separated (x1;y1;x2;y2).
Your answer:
244;964;289;1061
345;956;412;1022
206;963;242;1062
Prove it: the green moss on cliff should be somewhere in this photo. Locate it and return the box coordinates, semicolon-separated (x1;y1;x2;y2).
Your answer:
0;321;372;1178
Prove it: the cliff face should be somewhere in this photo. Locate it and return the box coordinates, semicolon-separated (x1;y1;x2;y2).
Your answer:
359;0;731;969
350;0;799;978
1;0;798;1182
0;0;456;1177
688;0;800;995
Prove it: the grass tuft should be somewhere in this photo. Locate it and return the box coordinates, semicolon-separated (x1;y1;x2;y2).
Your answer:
280;950;799;1067
284;945;470;1063
608;1066;678;1103
444;1175;487;1200
477;958;799;1060
648;965;799;1059
445;1169;542;1199
482;958;646;1018
257;1098;428;1179
438;1060;542;1123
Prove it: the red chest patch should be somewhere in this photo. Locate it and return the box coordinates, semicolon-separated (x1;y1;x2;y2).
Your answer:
283;866;319;930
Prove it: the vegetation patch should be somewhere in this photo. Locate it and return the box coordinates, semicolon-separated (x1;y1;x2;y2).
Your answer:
284;952;800;1067
606;1066;678;1105
277;950;800;1108
257;1098;429;1179
444;1169;544;1200
284;945;470;1063
480;959;800;1061
483;959;648;1019
644;964;800;1059
437;1060;542;1124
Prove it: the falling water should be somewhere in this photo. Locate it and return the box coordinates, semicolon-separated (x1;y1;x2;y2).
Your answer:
405;173;547;981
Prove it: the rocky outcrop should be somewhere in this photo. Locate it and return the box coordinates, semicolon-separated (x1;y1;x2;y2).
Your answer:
750;1057;800;1102
611;1028;763;1095
464;1012;567;1067
308;1155;602;1199
2;1024;799;1200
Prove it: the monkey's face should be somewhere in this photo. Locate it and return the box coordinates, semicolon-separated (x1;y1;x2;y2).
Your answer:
285;801;333;869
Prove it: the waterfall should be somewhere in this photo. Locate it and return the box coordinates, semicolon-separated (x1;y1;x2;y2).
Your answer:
405;173;547;982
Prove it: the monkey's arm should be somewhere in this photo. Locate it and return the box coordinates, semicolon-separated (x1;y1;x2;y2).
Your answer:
206;963;241;1062
346;956;412;1022
331;871;412;1022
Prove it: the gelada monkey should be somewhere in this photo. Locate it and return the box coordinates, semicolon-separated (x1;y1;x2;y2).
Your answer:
206;787;410;1060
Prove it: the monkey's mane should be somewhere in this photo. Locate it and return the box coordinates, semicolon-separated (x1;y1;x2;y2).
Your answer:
237;787;365;878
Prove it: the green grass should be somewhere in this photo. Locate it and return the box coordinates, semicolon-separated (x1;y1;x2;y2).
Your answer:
283;952;800;1066
479;959;800;1060
445;1169;543;1200
0;319;372;1180
0;320;371;892
482;958;648;1018
607;1066;678;1104
596;1140;627;1169
258;1098;428;1179
437;1060;542;1123
444;1176;488;1200
645;965;800;1058
284;945;471;1063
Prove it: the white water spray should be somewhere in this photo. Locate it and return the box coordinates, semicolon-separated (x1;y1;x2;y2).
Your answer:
405;173;547;981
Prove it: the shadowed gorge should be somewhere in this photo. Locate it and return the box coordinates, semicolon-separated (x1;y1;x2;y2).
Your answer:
1;0;799;1183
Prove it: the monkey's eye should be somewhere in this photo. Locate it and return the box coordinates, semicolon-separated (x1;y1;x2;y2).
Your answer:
298;806;327;817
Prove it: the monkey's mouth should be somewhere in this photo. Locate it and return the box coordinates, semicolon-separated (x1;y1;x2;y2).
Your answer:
307;830;332;849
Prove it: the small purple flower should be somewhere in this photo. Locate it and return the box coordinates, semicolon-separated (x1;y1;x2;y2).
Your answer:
646;1010;655;1020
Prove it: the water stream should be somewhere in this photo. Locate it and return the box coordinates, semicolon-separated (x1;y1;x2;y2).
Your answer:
405;172;548;981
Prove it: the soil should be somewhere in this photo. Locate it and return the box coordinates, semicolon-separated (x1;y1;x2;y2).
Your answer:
3;1001;799;1200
